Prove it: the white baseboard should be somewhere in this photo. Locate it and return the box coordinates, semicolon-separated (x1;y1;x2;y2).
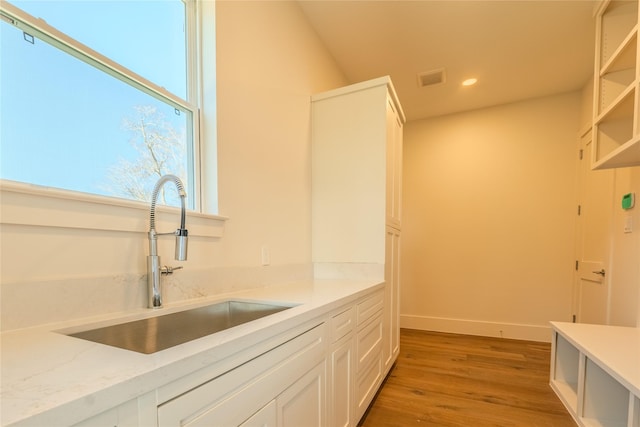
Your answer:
400;314;552;343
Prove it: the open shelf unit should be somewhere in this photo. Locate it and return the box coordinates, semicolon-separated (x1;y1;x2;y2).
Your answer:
592;0;640;169
550;322;640;427
552;333;581;414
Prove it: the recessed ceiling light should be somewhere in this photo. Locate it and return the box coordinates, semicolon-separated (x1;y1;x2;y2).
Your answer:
462;78;478;86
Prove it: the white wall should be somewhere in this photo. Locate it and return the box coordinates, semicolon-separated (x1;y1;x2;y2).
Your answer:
608;166;640;327
400;92;581;341
214;0;347;268
0;1;347;330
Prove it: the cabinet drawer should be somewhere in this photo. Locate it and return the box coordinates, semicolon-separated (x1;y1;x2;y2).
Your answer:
331;307;354;342
356;313;382;373
356;291;383;326
158;323;325;427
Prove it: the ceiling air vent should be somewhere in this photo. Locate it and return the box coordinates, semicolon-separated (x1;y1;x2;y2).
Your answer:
417;68;446;87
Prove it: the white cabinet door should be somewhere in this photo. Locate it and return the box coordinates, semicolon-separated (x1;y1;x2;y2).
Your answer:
238;362;326;427
329;335;354;427
385;94;403;229
240;361;327;427
240;400;276;427
383;226;401;370
277;362;325;427
355;312;383;421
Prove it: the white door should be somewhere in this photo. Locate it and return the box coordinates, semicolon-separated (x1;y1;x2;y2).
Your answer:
574;130;614;324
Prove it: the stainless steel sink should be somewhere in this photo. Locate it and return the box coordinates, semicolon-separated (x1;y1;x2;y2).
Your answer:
67;300;295;354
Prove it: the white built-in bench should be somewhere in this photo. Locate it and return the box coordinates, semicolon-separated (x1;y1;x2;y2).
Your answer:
550;321;640;427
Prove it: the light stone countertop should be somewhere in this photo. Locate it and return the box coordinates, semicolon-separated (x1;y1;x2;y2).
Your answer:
1;279;383;427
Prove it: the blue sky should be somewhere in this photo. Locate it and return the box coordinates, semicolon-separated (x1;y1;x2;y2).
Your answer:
0;0;188;200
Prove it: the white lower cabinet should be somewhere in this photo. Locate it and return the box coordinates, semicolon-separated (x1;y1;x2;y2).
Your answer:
329;290;385;426
354;293;384;422
157;323;326;427
69;289;389;427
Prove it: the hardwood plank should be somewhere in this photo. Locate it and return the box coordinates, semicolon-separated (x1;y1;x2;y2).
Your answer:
359;329;576;426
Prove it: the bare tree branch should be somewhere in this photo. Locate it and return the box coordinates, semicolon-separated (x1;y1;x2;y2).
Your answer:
102;106;187;205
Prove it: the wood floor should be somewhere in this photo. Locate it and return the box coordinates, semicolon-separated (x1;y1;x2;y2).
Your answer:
359;329;576;427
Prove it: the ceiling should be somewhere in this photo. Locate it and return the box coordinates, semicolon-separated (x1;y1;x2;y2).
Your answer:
298;0;598;121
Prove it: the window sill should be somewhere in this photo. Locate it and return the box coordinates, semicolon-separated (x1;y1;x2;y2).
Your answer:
0;180;226;238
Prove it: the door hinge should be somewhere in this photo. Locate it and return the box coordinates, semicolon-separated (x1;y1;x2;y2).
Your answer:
577;205;581;215
575;260;579;270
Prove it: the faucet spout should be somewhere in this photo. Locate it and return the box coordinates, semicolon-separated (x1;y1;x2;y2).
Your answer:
147;174;188;308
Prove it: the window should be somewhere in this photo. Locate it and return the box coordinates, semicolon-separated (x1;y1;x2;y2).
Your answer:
0;0;200;209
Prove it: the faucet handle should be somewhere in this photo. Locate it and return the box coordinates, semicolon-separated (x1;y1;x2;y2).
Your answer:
161;265;183;275
175;228;188;261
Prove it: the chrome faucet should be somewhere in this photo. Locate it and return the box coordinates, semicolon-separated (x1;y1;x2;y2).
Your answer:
147;174;188;308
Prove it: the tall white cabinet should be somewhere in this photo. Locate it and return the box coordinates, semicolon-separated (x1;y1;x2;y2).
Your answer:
311;76;405;425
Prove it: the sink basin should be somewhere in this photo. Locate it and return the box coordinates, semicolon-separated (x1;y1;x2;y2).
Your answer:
67;300;295;354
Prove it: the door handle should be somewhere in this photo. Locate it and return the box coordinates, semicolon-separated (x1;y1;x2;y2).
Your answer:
592;269;606;277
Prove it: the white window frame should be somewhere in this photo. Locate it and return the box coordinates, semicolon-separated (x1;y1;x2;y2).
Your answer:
0;0;224;237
